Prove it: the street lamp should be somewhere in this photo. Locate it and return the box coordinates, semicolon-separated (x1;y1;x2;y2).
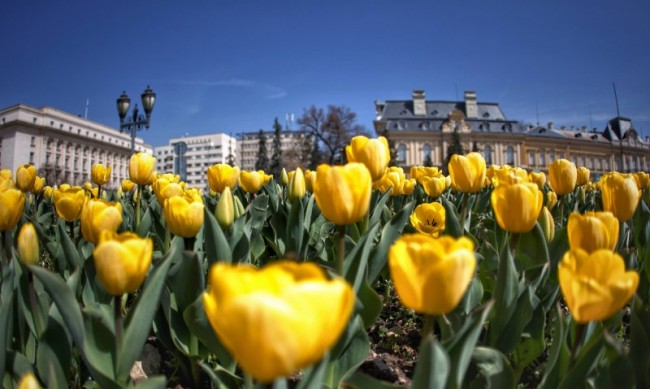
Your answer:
116;86;156;153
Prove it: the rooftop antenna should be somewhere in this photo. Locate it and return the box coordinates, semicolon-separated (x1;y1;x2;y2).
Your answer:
285;113;294;130
589;106;593;130
84;98;90;119
613;82;621;117
535;101;540;126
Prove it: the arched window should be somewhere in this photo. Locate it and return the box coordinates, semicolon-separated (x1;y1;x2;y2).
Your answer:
422;144;432;163
506;145;515;165
397;144;407;163
484;145;493;165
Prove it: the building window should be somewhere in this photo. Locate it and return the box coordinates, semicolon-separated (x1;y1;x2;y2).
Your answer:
422;144;432;164
397;144;407;163
589;156;595;169
29;152;34;164
549;151;555;162
605;158;610;171
581;156;586;167
506;146;515;165
539;151;546;167
558;152;564;160
528;151;535;167
484;145;493;165
30;136;35;146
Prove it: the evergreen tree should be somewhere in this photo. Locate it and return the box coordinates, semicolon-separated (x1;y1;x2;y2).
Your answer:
255;129;269;171
269;118;283;177
380;128;398;167
444;128;464;174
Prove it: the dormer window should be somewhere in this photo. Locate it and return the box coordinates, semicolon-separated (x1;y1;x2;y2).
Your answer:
400;109;408;115
431;110;438;117
483;112;490;118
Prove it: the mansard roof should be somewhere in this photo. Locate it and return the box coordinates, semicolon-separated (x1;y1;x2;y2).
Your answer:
380;100;508;121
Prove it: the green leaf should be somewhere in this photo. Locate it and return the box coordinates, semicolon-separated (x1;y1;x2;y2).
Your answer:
82;303;120;388
132;376;167;389
136;206;153;237
0;280;14;380
183;295;236;371
204;208;232;264
628;298;650;388
344;224;380;292
296;353;330;389
117;246;175;382
466;347;515;388
325;316;370;388
441;195;463;238
515;223;550;273
412;337;450;389
445;301;494;389
248;194;269;232
5;351;33;382
459;276;484;315
539;304;571;389
198;361;242;388
168;251;204;311
491;287;537;354
367;201;415;284
512;303;546;381
36;316;71;389
57;220;82;269
357;281;382;329
369;189;392;227
557;324;605;389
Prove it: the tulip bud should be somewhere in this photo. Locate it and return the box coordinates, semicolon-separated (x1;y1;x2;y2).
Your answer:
549;159;577;195
288;168;306;201
16;164;36;192
280;168;289;186
577;186;586;204
18;223;39;266
129;152;157;186
234;195;245;220
94;231;153;296
448;152;487;193
216;187;235;229
546;191;558;210
0;189;26;232
32;176;46;194
91;164;111;186
600;172;641;222
537;206;554;243
345;135;391;182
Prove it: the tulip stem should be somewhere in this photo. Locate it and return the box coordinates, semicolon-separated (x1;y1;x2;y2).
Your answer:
68;221;75;244
97;184;102;199
421;314;435;345
135;185;142;230
114;295;123;359
569;323;586;368
337;225;346;275
460;193;470;233
243;372;254;389
2;231;11;265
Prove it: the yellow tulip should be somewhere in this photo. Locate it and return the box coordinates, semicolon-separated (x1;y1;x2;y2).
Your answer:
559;249;638;323
576;166;590;186
546;191;558;210
633;171;649;190
121;179;135;192
153;177;185;206
313;163;371;225
16;164;36;192
216;187;235;229
448;152;486;193
288;167;306;201
373;167;408;196
32;176;46;194
239;170;267;193
93;231;153;296
91;164;112;186
0;188;25;232
83;182;93;191
52;186;86;222
128;152;156;186
304;169;317;192
80;199;123;244
18;223;39;266
491;182;543;233
402;178;416;195
59;183;71;191
491;166;528;188
410;202;446;238
0;169;15;191
43;186;53;199
164;193;205;238
528;171;547;191
17;372;40;389
568;212;618;253
389;234;476;315
208;164;240;194
548;159;577;195
600;172;641;222
419;175;447;198
202;261;354;383
154;173;180;184
345;135;391;182
410;166;443;181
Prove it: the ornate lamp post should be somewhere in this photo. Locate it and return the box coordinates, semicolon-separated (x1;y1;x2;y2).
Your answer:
116;86;156;153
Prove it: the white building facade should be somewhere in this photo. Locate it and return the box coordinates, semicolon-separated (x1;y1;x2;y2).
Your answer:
154;133;237;189
0;104;152;187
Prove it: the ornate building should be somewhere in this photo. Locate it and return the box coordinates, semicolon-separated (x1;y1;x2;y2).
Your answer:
0;104;152;187
374;90;649;175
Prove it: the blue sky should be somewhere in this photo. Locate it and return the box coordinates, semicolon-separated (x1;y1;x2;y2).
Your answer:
3;1;650;147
